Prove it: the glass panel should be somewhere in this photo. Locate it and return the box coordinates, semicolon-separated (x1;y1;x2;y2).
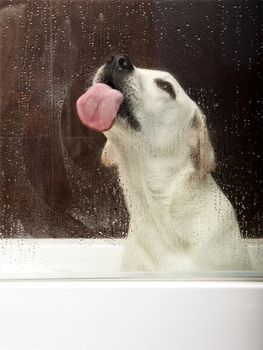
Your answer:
0;0;262;275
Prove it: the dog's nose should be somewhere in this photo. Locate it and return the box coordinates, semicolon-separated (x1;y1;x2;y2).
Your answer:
106;54;134;72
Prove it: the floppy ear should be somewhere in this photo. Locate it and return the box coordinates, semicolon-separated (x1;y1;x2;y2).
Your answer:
190;108;215;179
101;140;117;167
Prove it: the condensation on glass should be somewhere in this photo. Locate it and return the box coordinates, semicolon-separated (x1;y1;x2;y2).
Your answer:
0;0;262;271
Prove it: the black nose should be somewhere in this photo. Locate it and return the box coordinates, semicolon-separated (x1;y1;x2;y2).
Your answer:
106;54;134;72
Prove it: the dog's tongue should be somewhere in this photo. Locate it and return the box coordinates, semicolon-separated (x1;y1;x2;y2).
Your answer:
76;83;123;132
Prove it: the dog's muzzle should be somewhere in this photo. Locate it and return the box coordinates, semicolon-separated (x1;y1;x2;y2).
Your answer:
95;54;141;131
97;54;134;89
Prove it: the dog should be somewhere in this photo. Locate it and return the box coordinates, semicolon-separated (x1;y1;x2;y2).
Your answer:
92;54;251;271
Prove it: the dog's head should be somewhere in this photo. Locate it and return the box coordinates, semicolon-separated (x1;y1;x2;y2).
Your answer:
95;54;215;178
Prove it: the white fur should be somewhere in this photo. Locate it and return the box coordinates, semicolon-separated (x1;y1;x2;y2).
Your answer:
97;66;251;271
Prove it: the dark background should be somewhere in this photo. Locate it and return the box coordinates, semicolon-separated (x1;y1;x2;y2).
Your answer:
0;0;262;238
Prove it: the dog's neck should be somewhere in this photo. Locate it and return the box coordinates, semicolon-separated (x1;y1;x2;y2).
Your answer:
106;131;206;237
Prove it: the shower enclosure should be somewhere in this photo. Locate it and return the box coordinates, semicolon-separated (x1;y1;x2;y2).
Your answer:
0;0;262;348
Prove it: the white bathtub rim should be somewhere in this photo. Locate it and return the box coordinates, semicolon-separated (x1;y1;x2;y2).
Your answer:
0;238;262;279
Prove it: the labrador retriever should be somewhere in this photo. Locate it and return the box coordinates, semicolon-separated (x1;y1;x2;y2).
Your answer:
78;54;251;271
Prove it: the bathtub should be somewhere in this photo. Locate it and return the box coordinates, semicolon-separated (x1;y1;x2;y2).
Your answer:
0;238;263;277
0;239;263;350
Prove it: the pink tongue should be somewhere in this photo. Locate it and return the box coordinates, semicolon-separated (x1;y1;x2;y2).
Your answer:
76;83;123;132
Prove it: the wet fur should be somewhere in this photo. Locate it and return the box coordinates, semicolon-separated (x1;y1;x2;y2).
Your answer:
96;65;251;271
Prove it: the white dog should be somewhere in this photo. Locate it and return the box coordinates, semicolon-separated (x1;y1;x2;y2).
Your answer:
92;55;251;271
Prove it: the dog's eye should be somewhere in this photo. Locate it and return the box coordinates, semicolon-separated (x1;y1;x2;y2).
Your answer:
155;79;176;99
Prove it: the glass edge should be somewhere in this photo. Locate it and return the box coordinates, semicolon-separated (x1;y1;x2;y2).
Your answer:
0;271;263;282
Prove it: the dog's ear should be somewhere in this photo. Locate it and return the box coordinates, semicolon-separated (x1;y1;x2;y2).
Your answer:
101;140;117;167
190;108;215;179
